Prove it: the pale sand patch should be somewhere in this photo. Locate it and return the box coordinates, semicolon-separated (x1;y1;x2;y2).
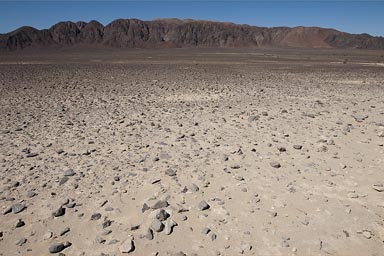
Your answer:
163;92;221;102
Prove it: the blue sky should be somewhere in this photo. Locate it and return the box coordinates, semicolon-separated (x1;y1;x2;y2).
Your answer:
1;1;383;36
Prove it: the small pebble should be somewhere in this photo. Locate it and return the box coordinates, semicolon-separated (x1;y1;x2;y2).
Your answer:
198;200;210;211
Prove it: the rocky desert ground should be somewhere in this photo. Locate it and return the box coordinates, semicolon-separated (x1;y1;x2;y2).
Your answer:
0;48;384;256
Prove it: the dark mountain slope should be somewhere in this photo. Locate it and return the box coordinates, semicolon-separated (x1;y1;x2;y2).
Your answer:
1;18;383;50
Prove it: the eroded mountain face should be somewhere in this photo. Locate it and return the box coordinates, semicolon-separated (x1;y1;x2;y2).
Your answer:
1;18;383;50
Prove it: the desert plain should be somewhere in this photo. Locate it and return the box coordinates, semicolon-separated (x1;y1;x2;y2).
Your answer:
0;48;384;255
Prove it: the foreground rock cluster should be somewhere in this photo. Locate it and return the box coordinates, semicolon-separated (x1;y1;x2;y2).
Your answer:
0;49;383;255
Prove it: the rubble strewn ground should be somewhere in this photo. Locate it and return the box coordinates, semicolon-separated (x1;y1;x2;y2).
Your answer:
0;48;384;255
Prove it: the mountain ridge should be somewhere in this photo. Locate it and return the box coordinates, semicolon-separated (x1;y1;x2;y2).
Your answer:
1;18;383;50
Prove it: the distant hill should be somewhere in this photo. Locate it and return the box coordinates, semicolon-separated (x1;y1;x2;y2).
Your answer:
1;18;384;50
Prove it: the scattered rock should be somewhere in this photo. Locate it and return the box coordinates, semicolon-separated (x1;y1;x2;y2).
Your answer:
43;231;53;240
27;191;37;198
372;184;384;192
362;230;372;239
91;213;102;220
102;219;112;228
151;219;164;232
11;181;20;187
16;237;27;246
145;228;154;240
26;153;39;158
189;183;199;192
60;227;70;236
293;145;302;150
67;201;76;208
59;176;69;186
270;161;281;168
150;178;161;184
164;219;177;235
240;243;252;254
142;204;150;213
165;169;177;176
303;113;315;118
281;237;290;247
108;239;119;245
48;242;65;253
234;175;244;181
130;224;140;231
64;169;76;176
353;114;368;122
202;227;211;234
95;236;106;244
348;192;359;199
248;115;259;122
12;203;26;214
15;219;25;228
156;209;170;221
101;230;112;236
2;206;12;215
119;237;134;253
198;200;210;211
52;206;65;217
145;198;169;210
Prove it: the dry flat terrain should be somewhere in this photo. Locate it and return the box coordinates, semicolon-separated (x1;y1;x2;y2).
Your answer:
0;48;384;256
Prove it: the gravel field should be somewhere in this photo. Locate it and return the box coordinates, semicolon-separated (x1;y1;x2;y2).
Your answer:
0;48;384;256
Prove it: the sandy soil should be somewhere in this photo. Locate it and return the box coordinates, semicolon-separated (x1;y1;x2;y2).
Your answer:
0;48;384;256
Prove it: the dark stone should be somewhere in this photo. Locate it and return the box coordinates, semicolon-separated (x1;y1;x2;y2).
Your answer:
15;219;25;228
248;115;259;122
91;213;101;220
12;203;26;214
165;169;177;176
270;161;281;168
151;200;169;210
102;219;112;228
156;209;170;221
198;200;210;211
52;206;65;217
293;145;302;150
26;153;39;157
145;228;154;240
11;181;20;187
64;169;76;176
142;203;150;213
59;176;69;186
48;243;65;253
16;237;27;246
151;219;164;232
202;227;211;234
60;227;70;236
27;191;37;198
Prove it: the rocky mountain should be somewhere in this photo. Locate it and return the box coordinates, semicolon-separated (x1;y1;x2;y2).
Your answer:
1;18;383;50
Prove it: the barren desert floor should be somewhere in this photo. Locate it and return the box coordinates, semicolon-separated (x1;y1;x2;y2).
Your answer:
0;48;384;256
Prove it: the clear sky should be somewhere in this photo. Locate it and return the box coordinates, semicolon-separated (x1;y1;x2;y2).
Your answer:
1;1;383;36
